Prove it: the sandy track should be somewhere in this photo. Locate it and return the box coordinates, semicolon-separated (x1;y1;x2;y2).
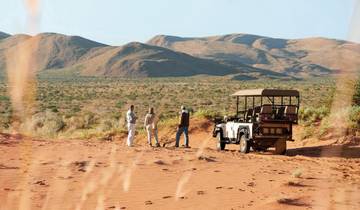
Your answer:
1;122;360;210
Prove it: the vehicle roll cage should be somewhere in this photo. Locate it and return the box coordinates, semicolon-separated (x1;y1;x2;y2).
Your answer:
231;89;300;121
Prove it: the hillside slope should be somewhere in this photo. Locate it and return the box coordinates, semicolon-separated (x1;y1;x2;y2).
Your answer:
1;33;281;78
1;32;359;78
1;33;107;73
77;42;240;77
148;34;360;76
0;31;10;40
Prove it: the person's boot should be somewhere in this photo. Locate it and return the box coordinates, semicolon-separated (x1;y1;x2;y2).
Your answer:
155;143;160;147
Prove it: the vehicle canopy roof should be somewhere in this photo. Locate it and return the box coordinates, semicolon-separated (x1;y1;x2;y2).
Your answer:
232;89;300;97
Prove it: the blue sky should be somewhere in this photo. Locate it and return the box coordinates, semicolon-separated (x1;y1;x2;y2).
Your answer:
0;0;357;45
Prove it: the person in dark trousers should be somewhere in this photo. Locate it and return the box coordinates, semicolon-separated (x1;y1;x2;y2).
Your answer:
175;106;190;148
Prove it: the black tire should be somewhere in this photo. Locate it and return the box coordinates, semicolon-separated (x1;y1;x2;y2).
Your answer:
217;133;226;151
239;135;250;153
274;139;287;155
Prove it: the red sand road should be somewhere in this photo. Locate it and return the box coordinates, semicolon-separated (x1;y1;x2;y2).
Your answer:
1;119;360;210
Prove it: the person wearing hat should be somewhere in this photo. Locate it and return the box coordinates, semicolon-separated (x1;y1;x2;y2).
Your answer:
144;107;160;147
175;106;190;148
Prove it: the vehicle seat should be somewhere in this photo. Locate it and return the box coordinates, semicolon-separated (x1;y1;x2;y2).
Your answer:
260;104;273;121
253;106;262;122
245;108;253;122
284;105;298;122
276;106;286;120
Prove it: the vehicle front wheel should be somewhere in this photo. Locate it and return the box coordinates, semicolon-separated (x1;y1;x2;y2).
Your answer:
239;135;250;154
274;139;287;155
217;133;226;151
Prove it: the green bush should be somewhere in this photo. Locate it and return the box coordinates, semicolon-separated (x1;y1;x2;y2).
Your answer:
22;110;65;137
299;106;330;125
115;100;125;109
353;80;360;105
193;109;218;119
349;106;360;129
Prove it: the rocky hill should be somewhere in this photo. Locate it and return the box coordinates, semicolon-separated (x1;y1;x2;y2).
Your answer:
1;31;359;78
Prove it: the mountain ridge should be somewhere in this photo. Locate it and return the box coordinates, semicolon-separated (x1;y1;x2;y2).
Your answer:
1;31;359;78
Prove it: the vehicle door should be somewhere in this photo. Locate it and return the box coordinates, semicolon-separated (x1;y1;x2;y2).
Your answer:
225;121;236;139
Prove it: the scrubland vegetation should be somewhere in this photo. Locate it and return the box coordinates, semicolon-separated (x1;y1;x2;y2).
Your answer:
0;75;351;139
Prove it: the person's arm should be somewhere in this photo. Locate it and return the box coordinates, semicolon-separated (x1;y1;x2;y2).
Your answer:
126;111;130;123
179;112;183;127
144;115;148;127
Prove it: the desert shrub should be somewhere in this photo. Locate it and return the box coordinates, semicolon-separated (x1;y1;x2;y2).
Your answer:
299;126;316;140
353;80;360;105
71;105;81;113
47;105;58;113
22;110;65;137
299;106;330;125
348;106;360;129
316;118;331;138
115;100;125;109
0;95;9;101
66;116;86;130
193;109;218;119
97;120;113;132
0;76;338;139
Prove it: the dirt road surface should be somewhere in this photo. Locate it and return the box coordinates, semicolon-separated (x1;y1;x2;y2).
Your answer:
1;119;360;210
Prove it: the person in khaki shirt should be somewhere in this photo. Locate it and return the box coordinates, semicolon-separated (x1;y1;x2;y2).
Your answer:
144;107;160;147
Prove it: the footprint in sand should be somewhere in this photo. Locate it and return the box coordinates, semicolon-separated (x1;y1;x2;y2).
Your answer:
154;160;166;165
145;200;153;205
197;191;205;195
247;182;256;187
108;206;126;209
34;180;48;186
216;186;223;189
162;195;172;199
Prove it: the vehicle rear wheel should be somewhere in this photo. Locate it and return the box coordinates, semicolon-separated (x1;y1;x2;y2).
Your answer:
274;139;287;155
239;135;250;154
217;133;226;151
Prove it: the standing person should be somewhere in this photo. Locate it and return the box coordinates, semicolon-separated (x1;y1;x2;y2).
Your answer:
144;107;160;147
175;106;190;148
126;105;137;147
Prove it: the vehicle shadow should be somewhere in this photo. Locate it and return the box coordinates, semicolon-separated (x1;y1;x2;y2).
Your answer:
286;144;360;158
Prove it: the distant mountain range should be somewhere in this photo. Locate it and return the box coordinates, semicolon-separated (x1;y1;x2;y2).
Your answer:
1;31;359;79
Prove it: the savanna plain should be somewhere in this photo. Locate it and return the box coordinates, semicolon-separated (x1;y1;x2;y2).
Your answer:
1;76;360;210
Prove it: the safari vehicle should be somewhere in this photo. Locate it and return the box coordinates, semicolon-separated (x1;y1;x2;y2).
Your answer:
213;89;300;155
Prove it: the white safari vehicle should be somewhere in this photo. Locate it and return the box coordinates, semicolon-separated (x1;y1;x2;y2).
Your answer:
213;89;300;155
